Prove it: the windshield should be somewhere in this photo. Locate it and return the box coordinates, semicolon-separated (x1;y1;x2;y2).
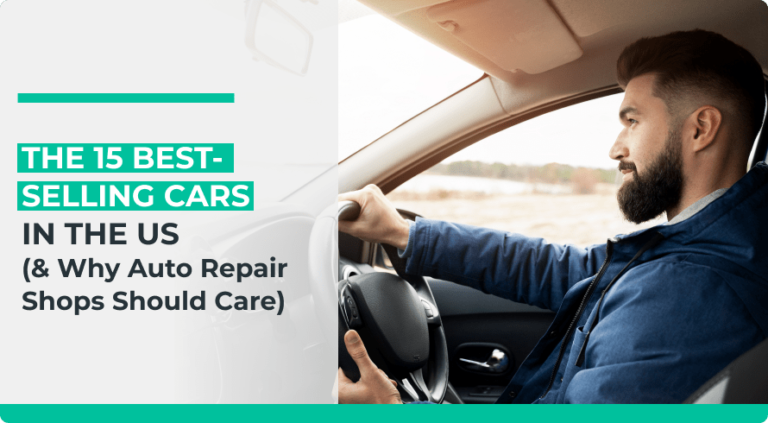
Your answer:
338;0;483;161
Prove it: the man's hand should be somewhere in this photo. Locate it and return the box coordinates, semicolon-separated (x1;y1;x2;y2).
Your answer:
338;185;411;250
338;330;402;404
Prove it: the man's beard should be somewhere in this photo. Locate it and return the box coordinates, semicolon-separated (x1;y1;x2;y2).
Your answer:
617;129;684;224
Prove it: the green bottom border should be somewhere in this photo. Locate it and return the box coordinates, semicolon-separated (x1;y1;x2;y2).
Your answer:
0;405;767;423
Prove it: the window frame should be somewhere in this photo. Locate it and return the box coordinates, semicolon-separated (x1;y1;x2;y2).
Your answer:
373;79;624;195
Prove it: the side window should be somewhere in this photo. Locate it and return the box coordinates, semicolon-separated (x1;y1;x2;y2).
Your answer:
387;94;664;248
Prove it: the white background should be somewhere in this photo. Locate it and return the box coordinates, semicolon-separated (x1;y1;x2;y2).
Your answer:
0;0;338;403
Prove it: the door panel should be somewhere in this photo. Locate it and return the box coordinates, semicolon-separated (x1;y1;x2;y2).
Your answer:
428;279;554;403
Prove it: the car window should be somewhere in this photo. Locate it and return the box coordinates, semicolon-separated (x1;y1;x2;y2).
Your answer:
338;0;483;161
387;94;665;247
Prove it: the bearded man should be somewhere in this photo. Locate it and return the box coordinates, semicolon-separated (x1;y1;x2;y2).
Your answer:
336;29;768;403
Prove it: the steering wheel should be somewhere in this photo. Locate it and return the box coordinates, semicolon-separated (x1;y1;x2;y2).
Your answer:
335;201;450;403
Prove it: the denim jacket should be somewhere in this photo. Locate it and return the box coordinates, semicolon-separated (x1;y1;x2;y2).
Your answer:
403;162;768;403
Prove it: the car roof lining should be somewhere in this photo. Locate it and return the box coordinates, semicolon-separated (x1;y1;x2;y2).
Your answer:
359;0;768;85
424;0;583;75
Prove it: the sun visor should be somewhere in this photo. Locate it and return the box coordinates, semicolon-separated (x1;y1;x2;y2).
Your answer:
426;0;583;74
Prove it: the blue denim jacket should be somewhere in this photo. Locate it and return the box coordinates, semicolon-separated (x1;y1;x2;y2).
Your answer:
404;162;768;403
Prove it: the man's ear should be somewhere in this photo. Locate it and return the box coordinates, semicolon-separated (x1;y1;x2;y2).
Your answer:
687;106;723;152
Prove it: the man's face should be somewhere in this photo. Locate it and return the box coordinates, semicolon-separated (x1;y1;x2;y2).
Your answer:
610;73;684;223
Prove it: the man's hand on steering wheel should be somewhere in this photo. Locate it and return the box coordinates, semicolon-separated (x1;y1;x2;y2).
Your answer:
338;330;403;404
338;185;410;250
337;186;447;403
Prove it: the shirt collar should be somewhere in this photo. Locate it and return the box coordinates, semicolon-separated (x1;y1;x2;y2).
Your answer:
666;188;729;225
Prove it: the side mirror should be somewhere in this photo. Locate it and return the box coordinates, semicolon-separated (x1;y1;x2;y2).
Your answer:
244;0;314;76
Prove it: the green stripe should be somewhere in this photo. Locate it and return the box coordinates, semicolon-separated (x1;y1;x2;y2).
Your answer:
17;93;234;103
0;404;767;423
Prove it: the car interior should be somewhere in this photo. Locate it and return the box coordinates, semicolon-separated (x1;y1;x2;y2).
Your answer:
335;0;768;404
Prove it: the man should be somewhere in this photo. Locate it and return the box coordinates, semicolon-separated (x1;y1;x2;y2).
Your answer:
337;30;768;403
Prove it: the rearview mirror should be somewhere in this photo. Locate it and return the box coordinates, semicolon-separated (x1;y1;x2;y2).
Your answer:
244;0;314;76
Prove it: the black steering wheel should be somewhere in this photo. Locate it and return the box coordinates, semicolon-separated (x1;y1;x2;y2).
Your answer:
336;201;449;403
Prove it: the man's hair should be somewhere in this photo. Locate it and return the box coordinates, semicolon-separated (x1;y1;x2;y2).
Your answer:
617;29;766;148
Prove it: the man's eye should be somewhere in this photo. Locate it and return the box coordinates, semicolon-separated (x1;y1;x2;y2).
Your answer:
628;119;638;125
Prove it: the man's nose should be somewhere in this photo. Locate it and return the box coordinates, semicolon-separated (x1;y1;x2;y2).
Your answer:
609;132;629;161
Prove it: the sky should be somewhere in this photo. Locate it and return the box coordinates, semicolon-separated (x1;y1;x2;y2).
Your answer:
449;94;625;169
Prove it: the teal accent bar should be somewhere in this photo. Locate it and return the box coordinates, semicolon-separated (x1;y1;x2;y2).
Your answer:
17;93;235;103
0;405;767;423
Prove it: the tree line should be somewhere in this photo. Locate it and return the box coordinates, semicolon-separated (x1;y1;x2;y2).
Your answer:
426;161;618;194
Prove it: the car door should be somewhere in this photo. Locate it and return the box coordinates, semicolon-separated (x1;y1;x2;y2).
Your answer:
382;93;665;403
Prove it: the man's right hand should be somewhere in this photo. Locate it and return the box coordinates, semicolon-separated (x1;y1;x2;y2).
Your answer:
338;185;411;250
338;330;402;404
